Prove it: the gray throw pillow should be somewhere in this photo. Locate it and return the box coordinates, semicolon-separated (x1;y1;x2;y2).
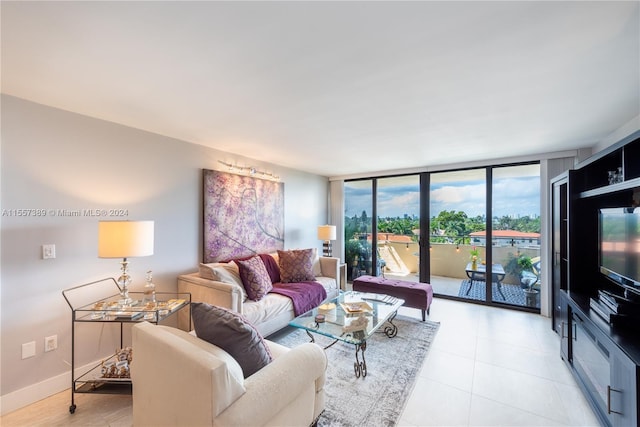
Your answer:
191;302;273;378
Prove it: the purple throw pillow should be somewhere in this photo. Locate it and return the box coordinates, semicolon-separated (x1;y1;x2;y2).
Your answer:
236;255;273;301
191;302;273;378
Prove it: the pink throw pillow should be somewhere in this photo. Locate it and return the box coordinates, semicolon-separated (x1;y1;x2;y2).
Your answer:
277;249;316;283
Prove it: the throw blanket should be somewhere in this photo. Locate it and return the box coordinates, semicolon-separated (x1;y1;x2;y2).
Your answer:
271;281;327;316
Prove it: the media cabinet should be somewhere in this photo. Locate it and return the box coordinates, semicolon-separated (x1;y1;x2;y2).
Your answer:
551;130;640;427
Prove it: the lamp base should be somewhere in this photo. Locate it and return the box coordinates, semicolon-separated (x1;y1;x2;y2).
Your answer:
118;296;133;308
117;282;133;307
117;258;134;308
323;241;332;257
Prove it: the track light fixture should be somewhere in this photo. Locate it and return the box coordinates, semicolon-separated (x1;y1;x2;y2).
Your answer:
218;160;280;181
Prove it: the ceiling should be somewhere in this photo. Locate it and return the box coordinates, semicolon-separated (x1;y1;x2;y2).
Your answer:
2;1;639;178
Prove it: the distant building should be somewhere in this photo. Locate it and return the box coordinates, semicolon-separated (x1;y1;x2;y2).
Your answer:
375;233;413;243
358;233;414;243
470;230;540;246
359;230;540;247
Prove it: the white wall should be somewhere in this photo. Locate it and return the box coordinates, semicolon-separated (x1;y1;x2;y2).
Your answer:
0;95;329;412
593;114;640;154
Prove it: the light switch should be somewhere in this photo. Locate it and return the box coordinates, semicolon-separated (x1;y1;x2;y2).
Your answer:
42;244;56;259
22;341;36;359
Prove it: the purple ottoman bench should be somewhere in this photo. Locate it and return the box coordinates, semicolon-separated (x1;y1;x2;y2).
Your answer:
353;275;433;321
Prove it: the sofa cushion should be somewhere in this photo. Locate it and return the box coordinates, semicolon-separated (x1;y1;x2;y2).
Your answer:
311;248;322;277
242;293;294;333
314;275;338;297
278;249;316;283
132;322;247;421
158;323;245;388
236;256;273;301
199;262;248;301
191;302;273;378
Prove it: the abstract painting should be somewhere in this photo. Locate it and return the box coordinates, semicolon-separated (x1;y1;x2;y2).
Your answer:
203;169;284;263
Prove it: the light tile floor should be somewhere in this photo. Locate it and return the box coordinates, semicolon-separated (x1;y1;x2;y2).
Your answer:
1;298;602;426
398;298;601;427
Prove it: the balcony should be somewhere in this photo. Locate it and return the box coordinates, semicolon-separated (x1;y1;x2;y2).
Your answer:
347;239;541;309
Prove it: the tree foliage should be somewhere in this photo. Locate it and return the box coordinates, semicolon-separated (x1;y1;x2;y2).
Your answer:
344;211;539;242
378;214;419;237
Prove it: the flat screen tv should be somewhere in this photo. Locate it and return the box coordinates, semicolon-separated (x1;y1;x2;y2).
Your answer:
600;207;640;294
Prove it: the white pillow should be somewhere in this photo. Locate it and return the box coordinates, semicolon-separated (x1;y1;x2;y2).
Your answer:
199;262;224;280
311;247;322;276
199;262;247;301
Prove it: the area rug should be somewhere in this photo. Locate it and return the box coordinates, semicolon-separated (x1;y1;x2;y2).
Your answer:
269;316;439;427
457;279;539;308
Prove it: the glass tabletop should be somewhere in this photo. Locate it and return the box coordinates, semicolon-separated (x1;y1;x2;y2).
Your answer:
73;292;190;323
288;291;404;345
465;262;505;274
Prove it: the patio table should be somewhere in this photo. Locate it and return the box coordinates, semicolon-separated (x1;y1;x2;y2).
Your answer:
464;262;506;300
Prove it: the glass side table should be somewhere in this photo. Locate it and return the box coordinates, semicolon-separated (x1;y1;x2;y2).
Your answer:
62;277;191;414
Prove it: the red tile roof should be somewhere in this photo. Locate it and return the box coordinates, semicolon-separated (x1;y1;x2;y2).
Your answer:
361;233;414;243
470;230;540;238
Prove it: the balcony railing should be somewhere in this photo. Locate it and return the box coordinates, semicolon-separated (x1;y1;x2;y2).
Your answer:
347;235;540;286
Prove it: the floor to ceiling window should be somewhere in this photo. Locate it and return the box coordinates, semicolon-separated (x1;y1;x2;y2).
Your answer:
344;180;374;281
343;162;541;312
377;176;420;280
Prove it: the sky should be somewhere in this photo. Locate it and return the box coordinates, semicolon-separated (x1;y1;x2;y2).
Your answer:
345;166;541;219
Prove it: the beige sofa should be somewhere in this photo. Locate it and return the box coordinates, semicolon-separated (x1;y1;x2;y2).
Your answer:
132;322;327;427
178;254;340;337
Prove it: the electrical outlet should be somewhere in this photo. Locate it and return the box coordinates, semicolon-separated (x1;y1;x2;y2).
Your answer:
42;244;56;259
22;341;36;359
45;335;57;352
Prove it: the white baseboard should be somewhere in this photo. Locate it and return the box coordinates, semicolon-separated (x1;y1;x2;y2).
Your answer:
0;360;102;416
0;372;68;416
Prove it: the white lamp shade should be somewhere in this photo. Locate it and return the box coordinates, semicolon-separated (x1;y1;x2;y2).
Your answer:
98;220;154;258
317;225;337;241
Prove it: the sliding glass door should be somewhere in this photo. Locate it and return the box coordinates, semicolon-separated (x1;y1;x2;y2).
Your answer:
429;169;486;299
490;164;541;308
343;162;541;311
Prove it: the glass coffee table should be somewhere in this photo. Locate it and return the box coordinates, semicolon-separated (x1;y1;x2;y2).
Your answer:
288;291;404;378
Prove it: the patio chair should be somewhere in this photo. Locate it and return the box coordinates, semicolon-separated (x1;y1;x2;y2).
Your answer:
521;256;541;285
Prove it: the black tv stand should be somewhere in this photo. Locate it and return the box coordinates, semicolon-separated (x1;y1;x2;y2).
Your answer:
552;130;640;427
624;287;640;301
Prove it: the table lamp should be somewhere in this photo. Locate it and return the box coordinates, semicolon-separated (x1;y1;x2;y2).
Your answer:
317;225;337;257
98;220;154;306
